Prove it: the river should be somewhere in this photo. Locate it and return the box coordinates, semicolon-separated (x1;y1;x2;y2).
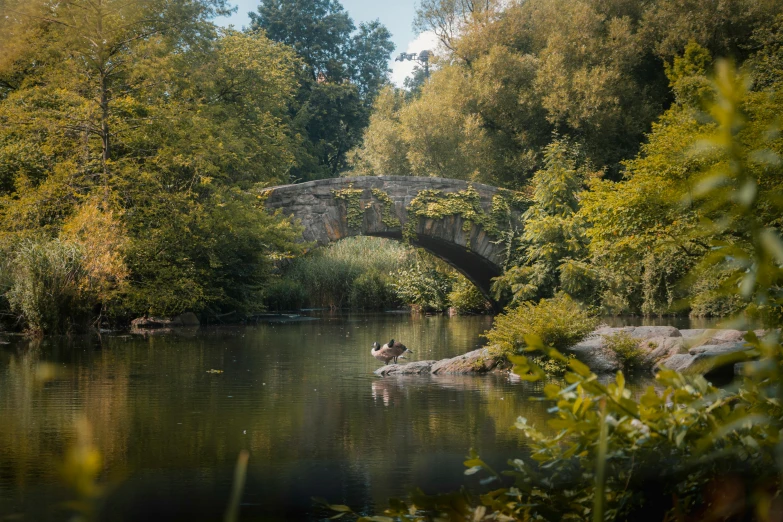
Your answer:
1;313;559;521
0;311;730;520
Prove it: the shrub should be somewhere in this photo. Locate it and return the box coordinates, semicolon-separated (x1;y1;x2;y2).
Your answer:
392;264;454;312
484;293;598;360
5;238;89;334
602;331;645;371
448;278;491;314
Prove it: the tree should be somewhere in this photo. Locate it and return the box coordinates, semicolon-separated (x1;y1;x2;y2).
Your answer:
403;66;429;98
0;0;234;201
0;2;306;328
492;139;593;304
249;0;394;179
351;0;783;186
579;37;783;316
413;0;502;57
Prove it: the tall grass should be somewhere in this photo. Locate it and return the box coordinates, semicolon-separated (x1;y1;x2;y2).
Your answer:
265;236;491;313
4;238;89;334
265;237;412;310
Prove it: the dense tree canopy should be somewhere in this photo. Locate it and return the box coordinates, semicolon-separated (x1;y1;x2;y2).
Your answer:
0;0;306;332
250;0;395;179
351;0;783;187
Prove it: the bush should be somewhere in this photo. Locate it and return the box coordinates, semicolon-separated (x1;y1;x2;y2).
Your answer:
392;264;454;312
121;189;305;318
602;331;645;371
5;238;89;334
448;278;491;314
484;293;598;360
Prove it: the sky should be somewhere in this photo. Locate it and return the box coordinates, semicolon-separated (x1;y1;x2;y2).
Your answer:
215;0;437;86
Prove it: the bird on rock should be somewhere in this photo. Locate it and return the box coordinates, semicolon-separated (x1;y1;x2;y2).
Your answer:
370;339;413;365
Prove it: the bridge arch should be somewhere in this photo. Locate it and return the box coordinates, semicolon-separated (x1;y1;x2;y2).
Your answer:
262;176;526;308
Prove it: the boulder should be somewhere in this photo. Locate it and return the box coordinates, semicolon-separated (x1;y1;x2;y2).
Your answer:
681;329;747;350
567;327;682;374
659;342;754;375
375;360;436;376
709;329;745;343
373;348;500;377
431;348;499;374
680;329;707;339
658;354;696;373
130;316;173;330
628;326;682;339
567;336;621;373
639;336;688;367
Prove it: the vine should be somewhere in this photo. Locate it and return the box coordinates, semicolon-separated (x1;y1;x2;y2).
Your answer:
370;189;401;228
332;185;365;230
404;186;496;241
402;185;528;266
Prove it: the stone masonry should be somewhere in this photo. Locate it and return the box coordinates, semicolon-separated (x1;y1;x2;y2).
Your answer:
263;176;522;306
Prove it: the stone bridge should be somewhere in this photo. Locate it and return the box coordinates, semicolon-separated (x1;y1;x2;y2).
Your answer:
262;176;526;307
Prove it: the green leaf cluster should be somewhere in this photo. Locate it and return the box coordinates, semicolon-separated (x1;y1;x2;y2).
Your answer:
492;139;595;304
250;0;395;179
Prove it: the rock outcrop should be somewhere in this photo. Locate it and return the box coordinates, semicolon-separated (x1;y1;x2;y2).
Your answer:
568;326;758;376
374;348;502;377
375;327;767;379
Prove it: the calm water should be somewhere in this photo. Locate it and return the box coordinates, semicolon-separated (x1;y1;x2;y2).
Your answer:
0;313;558;521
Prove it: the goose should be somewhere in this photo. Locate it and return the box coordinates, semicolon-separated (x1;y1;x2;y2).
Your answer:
371;339;413;365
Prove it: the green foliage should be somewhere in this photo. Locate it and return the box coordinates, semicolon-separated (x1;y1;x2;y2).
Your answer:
262;278;308;312
665;41;714;107
579;31;783;316
392;259;455;313
332;186;366;230
484;293;598;361
0;4;307;327
402;185;518;242
273;237;409;310
249;0;394;179
602;331;645;371
348;269;395;310
370;189;401;228
268;237;489;313
447;279;491;315
120;189;305;318
492;139;594;304
346;87;412;177
351;0;783;187
4;238;88;334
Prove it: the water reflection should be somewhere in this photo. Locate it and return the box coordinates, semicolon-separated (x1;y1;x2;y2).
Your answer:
0;313;683;520
1;314;542;521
